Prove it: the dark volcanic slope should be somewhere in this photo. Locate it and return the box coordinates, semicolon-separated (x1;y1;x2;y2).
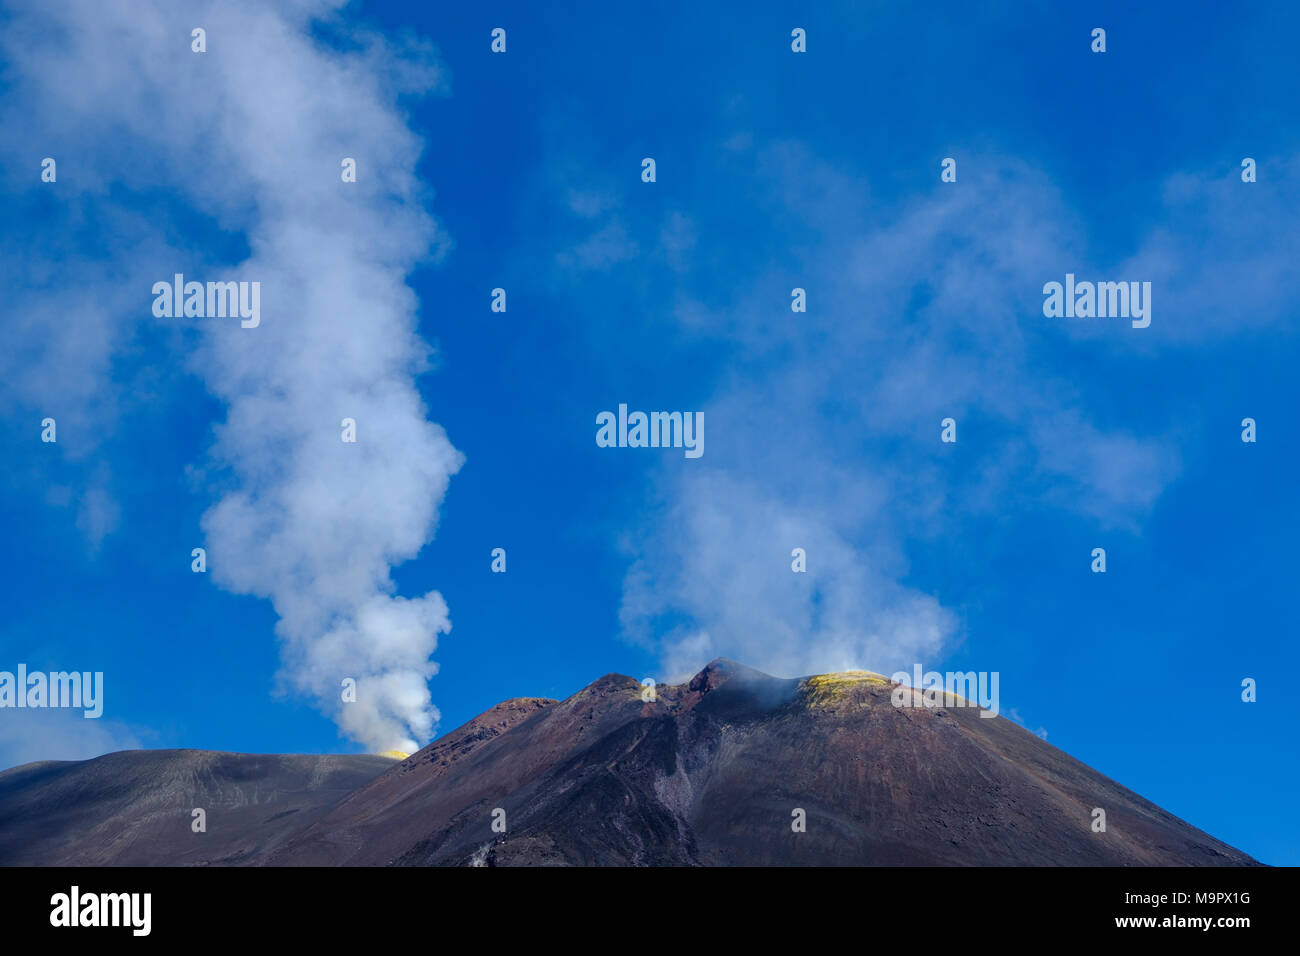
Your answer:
263;660;1255;867
0;661;1258;866
0;750;392;865
261;696;557;865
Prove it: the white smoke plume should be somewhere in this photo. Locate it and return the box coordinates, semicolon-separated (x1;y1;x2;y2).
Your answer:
0;0;461;752
617;152;1181;681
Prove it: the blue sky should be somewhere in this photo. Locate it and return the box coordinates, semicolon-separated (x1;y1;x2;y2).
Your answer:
1;0;1297;865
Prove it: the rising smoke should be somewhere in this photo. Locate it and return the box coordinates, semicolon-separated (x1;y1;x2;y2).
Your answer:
0;0;461;752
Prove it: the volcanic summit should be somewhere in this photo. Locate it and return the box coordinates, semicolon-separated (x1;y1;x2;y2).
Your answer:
0;660;1256;866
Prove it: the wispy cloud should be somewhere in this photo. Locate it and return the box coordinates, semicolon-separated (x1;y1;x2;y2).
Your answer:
618;146;1185;677
0;708;144;771
1119;156;1300;343
1007;708;1048;740
559;219;639;271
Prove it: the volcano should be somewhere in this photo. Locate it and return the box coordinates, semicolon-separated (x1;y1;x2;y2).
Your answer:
0;660;1257;866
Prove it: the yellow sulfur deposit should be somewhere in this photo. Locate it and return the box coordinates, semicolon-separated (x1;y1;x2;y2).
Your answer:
802;671;890;707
